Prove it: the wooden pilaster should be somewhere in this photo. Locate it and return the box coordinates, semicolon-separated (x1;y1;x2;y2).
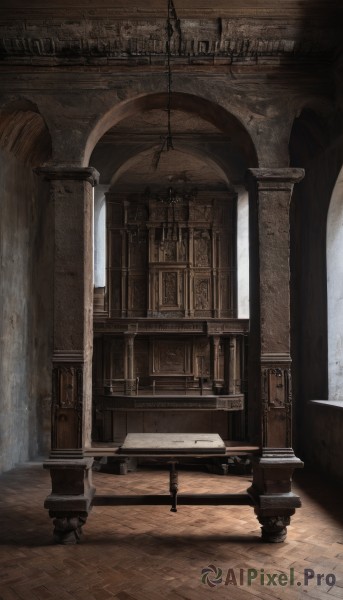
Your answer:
246;167;305;542
36;166;99;543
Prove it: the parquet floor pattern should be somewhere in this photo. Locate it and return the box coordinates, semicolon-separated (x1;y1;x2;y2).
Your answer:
0;462;342;600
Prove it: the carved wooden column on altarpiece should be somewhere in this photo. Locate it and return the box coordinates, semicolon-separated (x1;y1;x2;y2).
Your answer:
210;335;221;392
124;332;136;395
36;166;99;544
246;168;304;542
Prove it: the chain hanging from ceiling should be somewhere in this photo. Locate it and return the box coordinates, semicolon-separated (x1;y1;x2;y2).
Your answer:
148;0;197;242
152;0;182;170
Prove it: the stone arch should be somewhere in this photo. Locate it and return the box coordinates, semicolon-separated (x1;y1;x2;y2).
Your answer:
89;93;254;321
90;93;258;322
0;98;52;165
84;91;258;170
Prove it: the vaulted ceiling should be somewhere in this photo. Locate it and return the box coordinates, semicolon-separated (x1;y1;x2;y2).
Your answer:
90;108;242;192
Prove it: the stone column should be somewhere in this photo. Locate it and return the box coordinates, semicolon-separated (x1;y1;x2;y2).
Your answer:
36;166;99;544
246;168;304;542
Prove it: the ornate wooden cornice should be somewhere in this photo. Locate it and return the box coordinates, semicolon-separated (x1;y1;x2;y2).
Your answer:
93;318;250;335
0;13;341;66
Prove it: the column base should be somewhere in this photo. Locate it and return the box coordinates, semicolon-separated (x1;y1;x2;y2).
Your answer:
248;449;303;543
43;458;95;544
125;379;136;395
256;512;292;543
50;511;88;545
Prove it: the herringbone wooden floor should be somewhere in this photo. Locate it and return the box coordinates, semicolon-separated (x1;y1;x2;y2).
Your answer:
0;462;342;600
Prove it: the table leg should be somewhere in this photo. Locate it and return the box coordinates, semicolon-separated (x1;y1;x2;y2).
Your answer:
169;461;178;512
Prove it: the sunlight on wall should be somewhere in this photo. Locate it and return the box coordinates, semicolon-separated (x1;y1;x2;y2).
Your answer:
237;189;250;319
327;165;343;401
94;185;108;288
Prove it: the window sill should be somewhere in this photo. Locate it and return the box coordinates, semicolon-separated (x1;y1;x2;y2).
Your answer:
309;400;343;411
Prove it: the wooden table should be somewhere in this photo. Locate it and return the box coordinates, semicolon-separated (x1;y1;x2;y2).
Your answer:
92;433;258;512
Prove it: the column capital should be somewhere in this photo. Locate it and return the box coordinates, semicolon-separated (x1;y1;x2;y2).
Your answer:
246;168;304;191
124;331;136;343
35;166;100;187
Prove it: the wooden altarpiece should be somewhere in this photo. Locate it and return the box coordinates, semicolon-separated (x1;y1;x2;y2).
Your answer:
92;189;247;442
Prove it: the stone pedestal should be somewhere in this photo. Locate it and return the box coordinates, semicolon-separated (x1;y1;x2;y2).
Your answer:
249;449;303;542
246;168;304;542
43;459;95;544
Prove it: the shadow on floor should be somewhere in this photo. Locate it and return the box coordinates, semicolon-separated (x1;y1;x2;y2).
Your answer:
293;466;343;526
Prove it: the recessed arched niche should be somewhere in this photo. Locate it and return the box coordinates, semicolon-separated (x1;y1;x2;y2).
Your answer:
88;92;255;443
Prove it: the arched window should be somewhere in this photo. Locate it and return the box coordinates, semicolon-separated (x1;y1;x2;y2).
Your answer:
327;164;343;402
94;185;108;288
237;188;249;319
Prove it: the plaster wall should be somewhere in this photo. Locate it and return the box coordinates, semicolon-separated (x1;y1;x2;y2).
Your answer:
0;148;52;473
307;404;343;485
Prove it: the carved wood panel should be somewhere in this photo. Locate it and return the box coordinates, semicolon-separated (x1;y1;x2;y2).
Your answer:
220;272;233;317
134;339;149;377
109;271;121;311
262;367;292;448
194;339;211;377
128;275;147;313
162;271;178;306
102;338;125;380
265;368;290;409
153;339;190;374
129;234;147;268
194;230;211;267
52;365;83;449
108;231;122;268
189;203;213;222
178;232;188;261
162;240;177;262
107;202;123;225
128;204;148;223
194;277;211;310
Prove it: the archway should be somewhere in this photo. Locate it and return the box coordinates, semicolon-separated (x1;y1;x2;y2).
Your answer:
90;97;254;320
88;93;256;445
84;91;258;169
